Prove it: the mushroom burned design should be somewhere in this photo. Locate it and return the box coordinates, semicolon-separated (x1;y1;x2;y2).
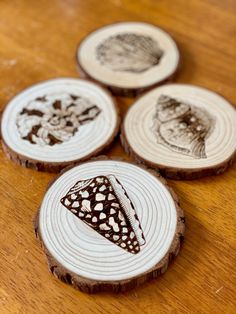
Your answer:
96;33;163;73
61;175;146;254
16;93;101;146
152;95;214;158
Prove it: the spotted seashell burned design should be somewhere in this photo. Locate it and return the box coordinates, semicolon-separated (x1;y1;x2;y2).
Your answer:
152;95;214;158
61;175;146;254
16;93;101;146
96;33;163;73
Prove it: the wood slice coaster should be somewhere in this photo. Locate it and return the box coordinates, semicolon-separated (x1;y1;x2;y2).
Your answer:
34;158;185;293
121;84;236;179
1;78;119;172
77;22;180;97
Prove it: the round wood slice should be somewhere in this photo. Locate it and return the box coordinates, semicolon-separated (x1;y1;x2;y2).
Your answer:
121;84;236;179
34;157;185;293
76;22;180;97
1;78;119;172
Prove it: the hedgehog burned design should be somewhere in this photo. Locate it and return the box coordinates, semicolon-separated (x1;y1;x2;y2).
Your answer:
96;33;163;73
61;175;146;254
16;93;101;146
152;95;215;158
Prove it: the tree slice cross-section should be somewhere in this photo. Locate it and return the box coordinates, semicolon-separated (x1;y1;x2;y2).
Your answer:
77;22;180;97
35;158;185;293
121;84;236;179
1;78;119;172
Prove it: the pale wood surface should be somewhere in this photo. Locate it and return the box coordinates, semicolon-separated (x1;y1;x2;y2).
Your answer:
0;1;235;313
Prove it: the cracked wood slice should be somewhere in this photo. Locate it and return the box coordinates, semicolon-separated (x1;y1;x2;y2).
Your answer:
76;22;180;97
121;84;236;179
35;158;185;293
1;78;119;172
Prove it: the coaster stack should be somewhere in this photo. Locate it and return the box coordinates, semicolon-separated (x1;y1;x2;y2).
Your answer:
4;19;235;296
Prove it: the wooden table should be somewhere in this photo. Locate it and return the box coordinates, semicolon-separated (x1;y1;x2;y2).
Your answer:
0;1;235;313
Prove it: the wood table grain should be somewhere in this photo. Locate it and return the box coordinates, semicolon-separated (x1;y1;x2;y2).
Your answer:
0;1;235;313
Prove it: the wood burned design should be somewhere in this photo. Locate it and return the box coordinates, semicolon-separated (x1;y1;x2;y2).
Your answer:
61;175;146;254
152;95;214;158
16;93;101;146
96;33;163;73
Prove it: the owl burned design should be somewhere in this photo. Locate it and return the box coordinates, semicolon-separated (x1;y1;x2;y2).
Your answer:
16;93;101;146
96;33;163;73
152;95;214;159
61;175;146;254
